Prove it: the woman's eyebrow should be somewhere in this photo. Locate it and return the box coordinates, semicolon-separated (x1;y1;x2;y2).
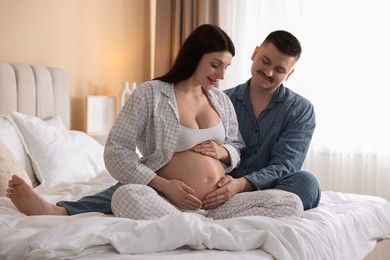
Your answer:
212;58;231;66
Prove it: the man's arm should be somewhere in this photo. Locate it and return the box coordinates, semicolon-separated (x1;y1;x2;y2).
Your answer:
245;101;316;190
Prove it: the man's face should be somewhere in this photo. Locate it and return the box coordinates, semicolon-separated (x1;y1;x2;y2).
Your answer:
250;42;297;92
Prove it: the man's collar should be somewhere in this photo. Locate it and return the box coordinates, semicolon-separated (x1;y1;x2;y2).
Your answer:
236;79;285;103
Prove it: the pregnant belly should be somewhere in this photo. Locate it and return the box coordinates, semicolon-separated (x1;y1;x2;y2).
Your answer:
156;150;225;200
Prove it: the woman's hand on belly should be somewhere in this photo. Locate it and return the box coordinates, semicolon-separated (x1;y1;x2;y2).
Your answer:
149;176;203;210
163;179;203;210
157;150;226;201
191;140;230;165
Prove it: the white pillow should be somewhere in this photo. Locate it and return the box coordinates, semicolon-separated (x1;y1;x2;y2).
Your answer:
0;139;32;197
11;112;105;188
44;115;67;131
0;115;38;187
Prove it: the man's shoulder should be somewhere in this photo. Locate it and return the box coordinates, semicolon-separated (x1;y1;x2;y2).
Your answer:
283;86;313;107
223;81;247;98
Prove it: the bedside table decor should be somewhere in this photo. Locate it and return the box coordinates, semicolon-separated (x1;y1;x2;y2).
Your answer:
85;95;116;145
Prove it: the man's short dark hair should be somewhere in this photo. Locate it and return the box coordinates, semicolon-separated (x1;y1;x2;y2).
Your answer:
263;30;302;59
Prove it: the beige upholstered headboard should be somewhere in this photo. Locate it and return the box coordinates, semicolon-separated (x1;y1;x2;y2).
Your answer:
0;62;70;129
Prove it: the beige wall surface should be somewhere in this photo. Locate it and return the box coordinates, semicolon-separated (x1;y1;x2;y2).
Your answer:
0;0;151;130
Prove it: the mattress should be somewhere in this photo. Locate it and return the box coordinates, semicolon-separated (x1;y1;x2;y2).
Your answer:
1;169;390;259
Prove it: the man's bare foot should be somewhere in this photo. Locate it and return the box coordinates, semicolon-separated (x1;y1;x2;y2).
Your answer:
6;175;68;216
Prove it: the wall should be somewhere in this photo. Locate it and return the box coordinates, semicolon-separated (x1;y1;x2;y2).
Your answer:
0;0;151;130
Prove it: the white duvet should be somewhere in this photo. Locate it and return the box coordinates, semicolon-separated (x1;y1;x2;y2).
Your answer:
1;170;389;260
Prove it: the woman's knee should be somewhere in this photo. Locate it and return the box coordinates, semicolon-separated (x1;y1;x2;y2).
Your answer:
111;184;151;218
111;184;181;220
249;189;304;217
271;190;304;217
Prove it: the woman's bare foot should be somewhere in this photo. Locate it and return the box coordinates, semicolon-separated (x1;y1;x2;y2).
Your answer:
6;175;68;216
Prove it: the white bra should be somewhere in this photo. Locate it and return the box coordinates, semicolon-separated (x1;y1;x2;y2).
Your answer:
175;121;226;152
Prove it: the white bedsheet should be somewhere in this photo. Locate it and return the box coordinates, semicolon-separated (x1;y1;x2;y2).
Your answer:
1;170;389;260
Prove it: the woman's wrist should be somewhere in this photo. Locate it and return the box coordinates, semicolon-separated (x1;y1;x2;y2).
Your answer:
219;146;231;165
148;175;169;193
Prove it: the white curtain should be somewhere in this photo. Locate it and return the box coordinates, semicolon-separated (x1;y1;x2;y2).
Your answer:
219;0;390;200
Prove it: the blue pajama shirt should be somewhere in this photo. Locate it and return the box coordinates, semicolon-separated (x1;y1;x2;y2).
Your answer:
224;79;321;210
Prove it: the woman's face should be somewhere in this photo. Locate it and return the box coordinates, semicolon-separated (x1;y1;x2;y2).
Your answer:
192;51;233;90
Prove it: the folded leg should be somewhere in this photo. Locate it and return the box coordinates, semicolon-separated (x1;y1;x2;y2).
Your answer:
111;184;182;220
207;189;304;219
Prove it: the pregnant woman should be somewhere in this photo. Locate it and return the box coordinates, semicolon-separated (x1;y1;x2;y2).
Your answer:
7;24;303;220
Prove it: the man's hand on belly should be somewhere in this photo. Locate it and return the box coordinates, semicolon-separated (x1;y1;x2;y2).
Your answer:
202;176;251;209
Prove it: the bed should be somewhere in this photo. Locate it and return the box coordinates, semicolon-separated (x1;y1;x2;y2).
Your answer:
0;62;389;260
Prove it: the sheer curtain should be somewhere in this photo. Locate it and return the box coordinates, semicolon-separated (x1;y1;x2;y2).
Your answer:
219;0;390;200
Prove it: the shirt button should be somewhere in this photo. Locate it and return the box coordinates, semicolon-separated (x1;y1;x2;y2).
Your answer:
255;130;258;133
244;166;247;170
254;150;258;154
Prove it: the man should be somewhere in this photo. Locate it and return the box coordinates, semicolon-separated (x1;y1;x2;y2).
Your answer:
203;30;320;211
